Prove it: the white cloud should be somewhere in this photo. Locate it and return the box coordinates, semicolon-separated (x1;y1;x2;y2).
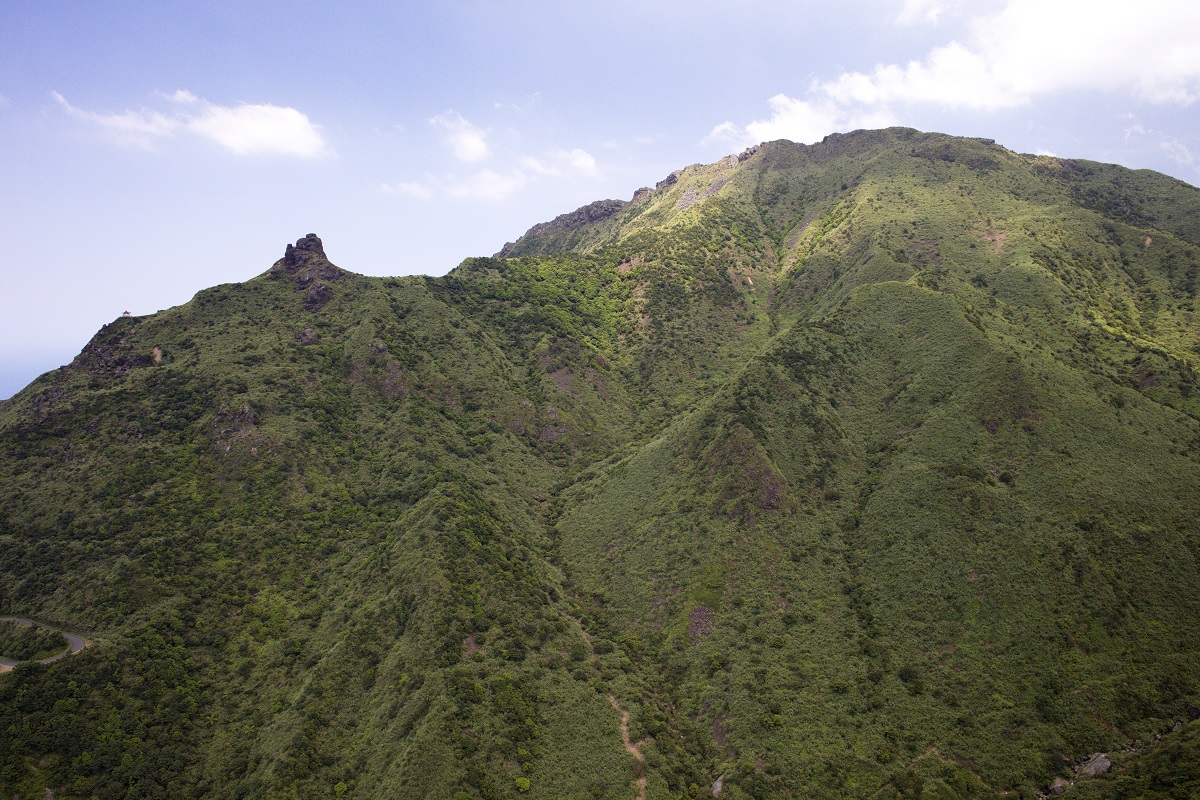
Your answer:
389;145;596;203
556;148;598;176
518;148;598;177
520;155;560;175
54;91;178;148
379;180;433;199
701;121;740;146
817;40;1027;111
1124;122;1148;140
895;0;958;25
1115;116;1197;166
54;91;331;157
430;111;490;162
186;102;328;157
1161;138;1195;165
745;95;898;146
708;94;898;148
834;0;1200;108
494;92;540;112
447;169;528;201
715;0;1200;147
167;89;200;105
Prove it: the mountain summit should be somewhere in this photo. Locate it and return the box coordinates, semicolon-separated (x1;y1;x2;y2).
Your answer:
271;232;351;312
2;128;1199;799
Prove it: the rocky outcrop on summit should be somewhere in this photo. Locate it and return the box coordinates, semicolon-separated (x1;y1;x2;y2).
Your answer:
280;233;327;268
655;170;681;190
497;200;627;257
270;233;350;311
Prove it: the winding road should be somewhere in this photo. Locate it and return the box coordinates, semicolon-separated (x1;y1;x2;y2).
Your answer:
0;616;91;672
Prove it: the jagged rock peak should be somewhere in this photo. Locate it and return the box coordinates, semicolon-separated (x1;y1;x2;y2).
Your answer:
271;233;348;312
496;200;627;257
656;170;682;190
282;233;326;268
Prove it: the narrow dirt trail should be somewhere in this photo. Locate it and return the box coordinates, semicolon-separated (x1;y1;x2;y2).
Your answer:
607;693;648;800
570;617;648;800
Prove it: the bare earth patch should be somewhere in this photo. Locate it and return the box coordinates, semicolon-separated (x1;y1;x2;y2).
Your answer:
550;367;574;395
688;605;716;637
981;229;1007;254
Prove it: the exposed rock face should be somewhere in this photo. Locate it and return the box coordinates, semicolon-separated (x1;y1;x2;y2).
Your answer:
496;199;627;257
72;318;157;382
282;233;327;268
272;234;348;312
656;170;681;190
1080;753;1112;777
304;282;334;311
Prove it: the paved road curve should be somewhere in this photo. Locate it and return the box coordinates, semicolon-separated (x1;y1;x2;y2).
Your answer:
0;616;91;672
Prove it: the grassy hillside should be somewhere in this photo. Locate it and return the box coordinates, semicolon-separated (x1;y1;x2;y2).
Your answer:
1;129;1199;799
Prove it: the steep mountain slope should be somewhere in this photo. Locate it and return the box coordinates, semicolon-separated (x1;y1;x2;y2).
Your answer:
2;128;1199;800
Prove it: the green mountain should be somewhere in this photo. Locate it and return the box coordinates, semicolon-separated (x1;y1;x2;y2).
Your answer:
2;128;1199;800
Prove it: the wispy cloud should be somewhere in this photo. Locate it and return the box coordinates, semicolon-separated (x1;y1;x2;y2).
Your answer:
55;92;177;148
520;148;599;178
895;0;958;25
557;147;597;177
1124;121;1148;140
519;155;557;175
1120;116;1196;165
54;90;331;157
711;0;1200;147
494;92;541;113
1161;138;1195;165
706;95;896;149
447;169;528;201
430;110;490;162
384;145;599;203
379;180;434;199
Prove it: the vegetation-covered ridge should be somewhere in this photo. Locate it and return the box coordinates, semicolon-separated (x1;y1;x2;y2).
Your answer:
2;127;1199;799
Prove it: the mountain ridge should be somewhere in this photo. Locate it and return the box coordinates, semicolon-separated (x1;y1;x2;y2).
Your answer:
2;128;1200;800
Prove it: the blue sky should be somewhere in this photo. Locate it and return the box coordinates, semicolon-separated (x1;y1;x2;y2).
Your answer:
3;0;1199;398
